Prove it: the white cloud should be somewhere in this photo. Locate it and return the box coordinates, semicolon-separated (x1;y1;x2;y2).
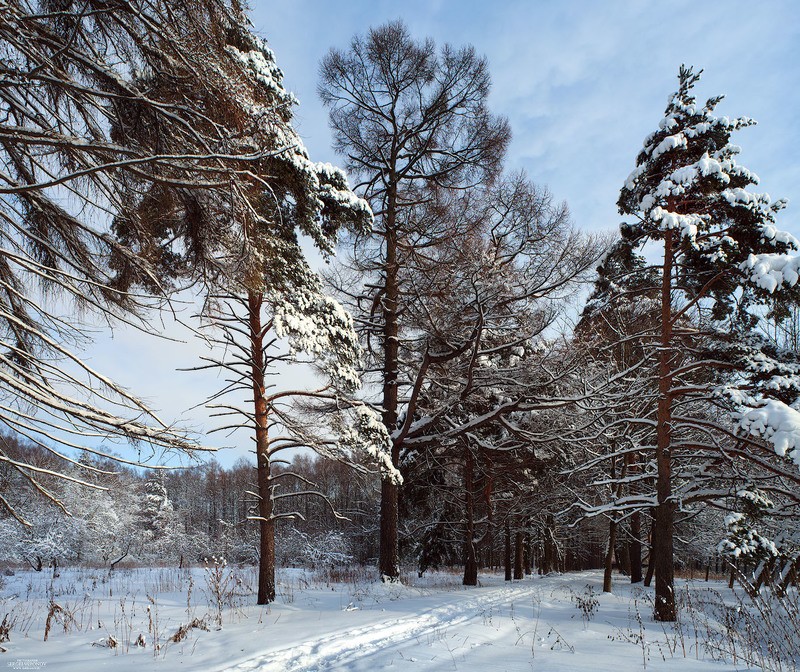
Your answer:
253;0;800;239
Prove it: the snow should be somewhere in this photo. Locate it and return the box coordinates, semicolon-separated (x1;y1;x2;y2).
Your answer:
696;153;728;180
270;289;362;391
0;566;752;671
735;488;774;509
718;526;779;559
219;32;372;272
740;252;800;292
650;132;687;160
735;398;800;467
718;490;780;559
649;206;705;242
226;43;298;108
624;163;647;191
336;405;401;484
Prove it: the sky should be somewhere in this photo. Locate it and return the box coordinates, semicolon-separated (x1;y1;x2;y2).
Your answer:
77;0;800;468
251;0;800;236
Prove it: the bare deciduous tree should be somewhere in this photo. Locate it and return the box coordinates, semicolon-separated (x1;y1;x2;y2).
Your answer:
319;19;512;580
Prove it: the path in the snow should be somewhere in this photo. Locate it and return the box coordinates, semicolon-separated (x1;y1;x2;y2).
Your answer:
220;583;542;672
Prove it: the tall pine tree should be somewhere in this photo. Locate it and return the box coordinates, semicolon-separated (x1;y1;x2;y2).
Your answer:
613;66;800;621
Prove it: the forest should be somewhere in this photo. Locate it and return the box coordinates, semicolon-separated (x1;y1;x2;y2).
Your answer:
1;2;800;666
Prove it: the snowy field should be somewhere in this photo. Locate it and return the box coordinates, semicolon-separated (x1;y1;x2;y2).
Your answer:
0;565;796;671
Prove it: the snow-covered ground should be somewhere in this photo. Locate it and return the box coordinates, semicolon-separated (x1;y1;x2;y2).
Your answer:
0;564;790;671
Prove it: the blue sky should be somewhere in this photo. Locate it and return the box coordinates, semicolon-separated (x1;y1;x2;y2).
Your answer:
252;0;800;237
78;1;800;468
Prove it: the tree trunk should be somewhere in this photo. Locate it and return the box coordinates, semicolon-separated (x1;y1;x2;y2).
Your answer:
524;533;533;575
379;180;401;581
537;532;544;574
604;453;620;592
463;446;478;586
249;291;275;605
541;515;557;575
644;519;655;587
616;533;630;575
504;520;512;581
379;478;399;580
652;228;676;620
603;517;617;593
629;509;643;583
514;529;524;580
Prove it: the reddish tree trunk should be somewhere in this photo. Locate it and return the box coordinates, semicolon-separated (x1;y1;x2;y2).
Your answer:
653;228;676;621
249;291;275;605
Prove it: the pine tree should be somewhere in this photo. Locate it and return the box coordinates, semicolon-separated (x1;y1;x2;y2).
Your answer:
13;1;385;602
614;66;800;620
135;9;388;604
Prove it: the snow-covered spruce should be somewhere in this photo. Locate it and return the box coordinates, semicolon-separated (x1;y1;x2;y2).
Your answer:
718;489;779;561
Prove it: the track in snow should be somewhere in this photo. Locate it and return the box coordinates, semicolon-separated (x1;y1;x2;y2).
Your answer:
220;583;540;672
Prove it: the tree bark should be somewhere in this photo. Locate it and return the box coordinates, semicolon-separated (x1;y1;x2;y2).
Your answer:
514;529;524;580
379;179;401;581
603;517;617;593
629;509;643;583
644;517;655;587
653;228;676;621
604;453;620;592
541;514;558;575
463;446;478;586
625;448;643;584
524;533;533;575
504;520;512;581
249;291;275;604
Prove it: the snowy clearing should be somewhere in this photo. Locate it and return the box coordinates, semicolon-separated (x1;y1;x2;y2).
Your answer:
1;565;782;671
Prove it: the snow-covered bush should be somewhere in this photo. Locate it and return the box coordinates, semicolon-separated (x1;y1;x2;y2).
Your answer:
277;528;353;568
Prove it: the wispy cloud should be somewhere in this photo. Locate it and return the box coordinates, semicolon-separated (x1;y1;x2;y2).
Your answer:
60;1;800;467
254;0;800;236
